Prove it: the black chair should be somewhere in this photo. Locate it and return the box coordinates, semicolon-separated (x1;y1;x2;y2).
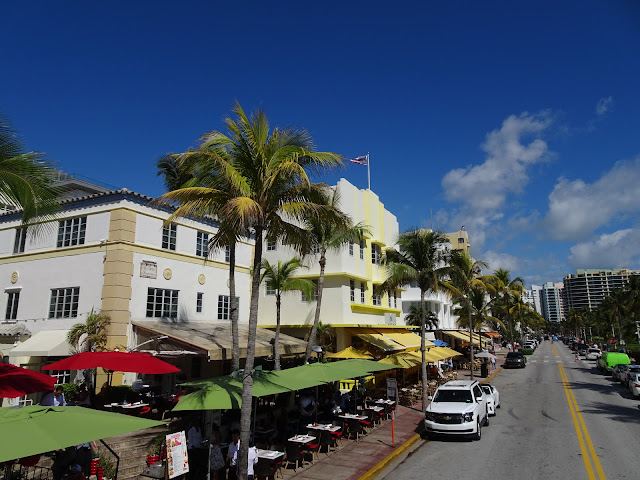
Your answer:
254;459;275;480
284;442;307;472
347;418;365;441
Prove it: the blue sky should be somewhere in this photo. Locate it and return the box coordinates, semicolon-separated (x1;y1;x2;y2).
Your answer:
3;1;640;286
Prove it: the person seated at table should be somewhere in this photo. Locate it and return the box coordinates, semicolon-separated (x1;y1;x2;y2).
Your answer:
41;386;67;407
231;444;258;480
75;384;91;407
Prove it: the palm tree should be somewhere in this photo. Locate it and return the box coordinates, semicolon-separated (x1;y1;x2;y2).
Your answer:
380;229;450;409
301;188;369;363
0;114;59;229
600;289;627;345
453;284;498;333
67;310;110;353
404;304;439;329
487;269;525;344
156;134;246;373
160;103;343;479
261;258;315;370
445;251;489;380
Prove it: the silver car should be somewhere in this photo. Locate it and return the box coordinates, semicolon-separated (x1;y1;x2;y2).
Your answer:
480;384;500;416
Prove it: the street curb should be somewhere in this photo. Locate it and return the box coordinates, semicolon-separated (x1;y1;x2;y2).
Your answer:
359;367;504;480
357;433;422;480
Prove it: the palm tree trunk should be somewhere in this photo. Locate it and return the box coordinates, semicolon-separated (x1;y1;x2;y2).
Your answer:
238;225;263;480
304;252;326;363
420;290;428;410
229;244;240;372
274;293;281;371
469;301;474;381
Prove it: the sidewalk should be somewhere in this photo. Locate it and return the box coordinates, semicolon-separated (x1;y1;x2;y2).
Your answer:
281;405;424;480
282;349;506;480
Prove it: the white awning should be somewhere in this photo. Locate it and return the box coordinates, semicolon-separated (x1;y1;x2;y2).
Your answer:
9;330;72;357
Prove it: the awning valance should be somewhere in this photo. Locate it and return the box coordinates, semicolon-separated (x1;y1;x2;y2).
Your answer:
132;321;307;361
483;332;502;338
356;329;433;352
444;330;490;345
9;330;71;357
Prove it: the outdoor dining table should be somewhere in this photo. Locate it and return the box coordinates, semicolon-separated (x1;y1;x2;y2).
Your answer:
288;434;316;443
338;413;368;420
364;405;384;412
374;399;395;405
306;423;341;432
256;449;284;460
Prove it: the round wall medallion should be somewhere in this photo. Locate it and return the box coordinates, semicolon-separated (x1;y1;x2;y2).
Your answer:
198;274;206;285
10;272;18;284
163;268;172;280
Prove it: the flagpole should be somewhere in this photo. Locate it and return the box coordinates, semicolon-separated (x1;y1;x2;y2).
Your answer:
367;152;370;191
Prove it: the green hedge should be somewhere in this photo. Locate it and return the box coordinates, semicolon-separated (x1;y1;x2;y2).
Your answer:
520;348;534;355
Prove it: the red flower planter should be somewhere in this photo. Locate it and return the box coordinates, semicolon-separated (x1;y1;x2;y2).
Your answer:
97;466;105;480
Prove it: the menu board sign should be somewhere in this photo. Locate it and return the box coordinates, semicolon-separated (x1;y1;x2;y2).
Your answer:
166;431;189;479
386;377;398;402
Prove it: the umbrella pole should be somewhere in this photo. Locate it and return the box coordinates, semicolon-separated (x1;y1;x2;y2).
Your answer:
315;386;318;423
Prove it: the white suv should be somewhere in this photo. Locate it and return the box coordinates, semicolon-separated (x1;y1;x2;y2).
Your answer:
424;380;489;440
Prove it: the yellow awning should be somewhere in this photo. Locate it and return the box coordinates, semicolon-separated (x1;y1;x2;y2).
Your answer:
357;331;434;352
327;346;373;359
378;352;422;369
429;347;462;360
444;330;490;345
437;347;463;358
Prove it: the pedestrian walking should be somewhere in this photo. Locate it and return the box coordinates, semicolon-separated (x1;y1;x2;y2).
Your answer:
491;355;496;371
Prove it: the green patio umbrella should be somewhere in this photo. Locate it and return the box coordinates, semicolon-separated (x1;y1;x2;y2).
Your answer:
336;358;398;373
0;406;164;463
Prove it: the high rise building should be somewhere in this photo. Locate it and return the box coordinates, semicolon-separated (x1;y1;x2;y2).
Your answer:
523;284;542;315
541;282;562;323
563;268;640;311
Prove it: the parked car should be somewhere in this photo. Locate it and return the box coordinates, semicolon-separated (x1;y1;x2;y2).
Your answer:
424;380;489;440
628;372;640;398
585;348;602;360
621;365;640;387
524;341;536;350
480;384;500;415
504;351;526;368
577;345;589;357
612;364;627;382
597;352;630;373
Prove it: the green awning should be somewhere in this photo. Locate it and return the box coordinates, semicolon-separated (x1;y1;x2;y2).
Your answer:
0;406;163;463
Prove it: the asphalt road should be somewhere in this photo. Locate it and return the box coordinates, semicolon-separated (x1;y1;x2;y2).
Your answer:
382;340;639;480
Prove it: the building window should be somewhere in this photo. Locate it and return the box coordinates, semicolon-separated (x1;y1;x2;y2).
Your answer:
225;245;231;262
57;217;87;248
162;224;177;251
5;291;19;320
360;282;365;303
349;242;354;256
218;295;230;320
458;237;465;244
388;293;391;308
394;292;397;309
266;285;276;296
373;294;382;306
359;240;365;260
302;280;318;302
267;240;276;251
146;288;178;318
49;287;80;318
196;231;209;257
371;244;381;265
350;280;355;302
312;244;321;255
49;370;72;385
13;228;27;254
196;292;203;313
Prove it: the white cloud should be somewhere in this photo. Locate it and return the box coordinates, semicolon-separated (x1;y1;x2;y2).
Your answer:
595;96;613;116
568;229;640;269
481;250;522;274
545;156;640;240
441;111;552;251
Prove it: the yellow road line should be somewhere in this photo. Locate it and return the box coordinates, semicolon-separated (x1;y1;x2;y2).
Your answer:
558;364;607;480
552;343;559;356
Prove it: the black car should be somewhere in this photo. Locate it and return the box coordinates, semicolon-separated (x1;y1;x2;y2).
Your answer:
504;352;526;368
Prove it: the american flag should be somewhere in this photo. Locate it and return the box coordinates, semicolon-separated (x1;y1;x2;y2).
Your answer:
350;155;368;165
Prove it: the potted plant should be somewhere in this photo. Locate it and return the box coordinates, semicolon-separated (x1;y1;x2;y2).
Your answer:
96;455;115;480
146;434;165;466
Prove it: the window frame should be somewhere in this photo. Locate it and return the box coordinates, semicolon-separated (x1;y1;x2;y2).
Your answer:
349;242;354;256
13;227;27;254
225;245;231;263
359;239;365;260
196;231;209;258
218;295;230;320
146;288;179;319
360;282;366;303
350;280;355;302
266;240;276;251
162;223;177;251
57;217;87;248
196;292;203;313
49;287;80;319
5;291;19;320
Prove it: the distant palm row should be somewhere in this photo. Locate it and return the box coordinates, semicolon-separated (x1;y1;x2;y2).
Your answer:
1;104;543;480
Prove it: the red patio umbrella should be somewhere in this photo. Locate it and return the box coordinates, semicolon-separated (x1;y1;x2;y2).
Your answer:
41;352;181;374
0;363;57;398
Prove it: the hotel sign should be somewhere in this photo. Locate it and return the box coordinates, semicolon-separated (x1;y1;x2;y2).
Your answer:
140;261;157;279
